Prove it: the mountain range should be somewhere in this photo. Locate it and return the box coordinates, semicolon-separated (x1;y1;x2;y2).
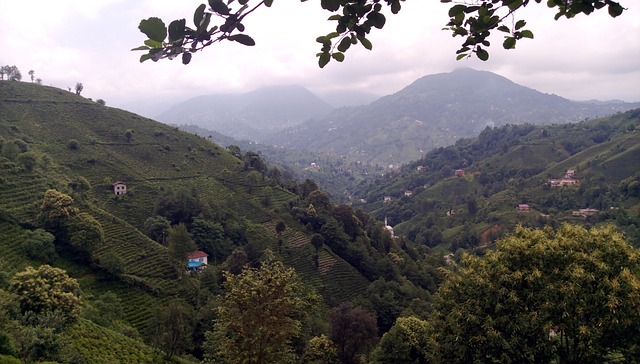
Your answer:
156;69;639;168
266;68;640;165
155;85;333;141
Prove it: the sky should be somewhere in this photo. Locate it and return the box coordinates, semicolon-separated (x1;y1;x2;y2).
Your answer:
1;0;639;113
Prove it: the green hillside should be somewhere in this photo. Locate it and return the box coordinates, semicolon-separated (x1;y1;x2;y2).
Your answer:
358;109;640;250
0;80;442;362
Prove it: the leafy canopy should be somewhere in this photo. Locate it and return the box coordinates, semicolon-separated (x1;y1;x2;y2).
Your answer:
204;250;312;363
8;265;82;327
432;223;640;363
134;0;625;66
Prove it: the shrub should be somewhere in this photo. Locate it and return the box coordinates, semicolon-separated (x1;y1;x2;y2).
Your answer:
67;139;79;150
21;229;57;264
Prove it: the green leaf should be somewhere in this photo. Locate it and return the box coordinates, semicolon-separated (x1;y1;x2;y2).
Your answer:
337;37;352;52
515;20;526;30
131;46;151;51
456;53;468;60
390;0;402;14
321;0;341;12
507;0;524;11
328;14;342;21
358;36;373;50
318;52;331;68
368;12;386;29
168;19;186;42
182;52;192;65
497;25;510;33
449;4;467;17
476;48;489;61
138;17;167;43
332;52;345;62
208;0;230;15
520;30;534;39
608;3;623;17
503;37;516;49
264;0;274;7
228;34;255;46
144;39;163;48
194;4;205;27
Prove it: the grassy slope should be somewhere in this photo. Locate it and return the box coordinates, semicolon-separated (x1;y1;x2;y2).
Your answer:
372;110;640;245
0;81;371;359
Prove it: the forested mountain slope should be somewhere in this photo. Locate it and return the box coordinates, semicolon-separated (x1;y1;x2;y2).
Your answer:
357;109;640;250
268;68;640;166
0;81;442;362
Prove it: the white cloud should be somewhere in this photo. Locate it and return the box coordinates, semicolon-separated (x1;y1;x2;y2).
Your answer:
1;0;638;107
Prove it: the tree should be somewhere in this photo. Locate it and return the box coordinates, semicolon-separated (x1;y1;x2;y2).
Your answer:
37;189;78;230
28;70;35;83
16;151;38;172
303;334;339;364
370;316;434;364
1;139;20;161
74;82;83;95
98;251;124;277
167;223;197;266
67;139;79;150
275;220;287;238
144;215;171;243
190;215;230;263
66;212;104;260
21;229;57;264
8;265;82;328
431;224;640;363
2;65;22;81
124;129;134;142
135;0;625;66
328;303;379;364
310;233;324;253
205;251;310;363
151;299;195;359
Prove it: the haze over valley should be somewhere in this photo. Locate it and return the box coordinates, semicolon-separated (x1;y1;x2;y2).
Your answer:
1;0;639;362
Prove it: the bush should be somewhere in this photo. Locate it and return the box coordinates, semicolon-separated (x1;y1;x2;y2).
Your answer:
99;252;124;277
21;229;57;263
67;139;79;150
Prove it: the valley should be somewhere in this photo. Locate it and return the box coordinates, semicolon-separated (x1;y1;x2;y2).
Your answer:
0;73;639;363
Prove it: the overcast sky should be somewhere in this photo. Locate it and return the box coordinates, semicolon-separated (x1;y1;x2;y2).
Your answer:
1;0;639;111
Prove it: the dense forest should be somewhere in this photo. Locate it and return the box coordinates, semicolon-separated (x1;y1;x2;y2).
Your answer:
0;79;639;363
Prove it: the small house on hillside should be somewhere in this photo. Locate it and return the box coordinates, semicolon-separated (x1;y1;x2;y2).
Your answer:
113;181;127;196
455;169;465;177
547;168;580;188
517;204;530;212
187;250;209;272
572;208;599;218
404;190;413;197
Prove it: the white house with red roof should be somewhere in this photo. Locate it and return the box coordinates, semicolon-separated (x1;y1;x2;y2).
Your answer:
113;181;127;196
187;250;209;271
